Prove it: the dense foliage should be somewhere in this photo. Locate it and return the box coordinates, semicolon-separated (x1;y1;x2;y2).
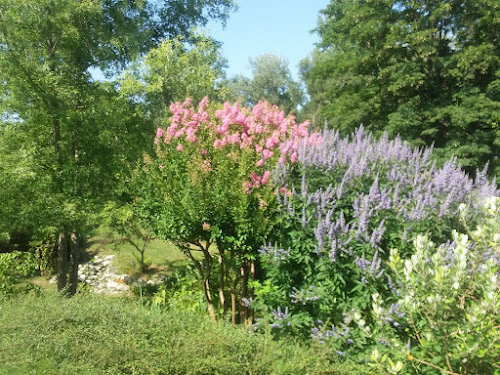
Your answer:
0;251;36;295
372;200;500;374
303;0;500;177
120;34;228;127
255;127;499;374
0;0;236;293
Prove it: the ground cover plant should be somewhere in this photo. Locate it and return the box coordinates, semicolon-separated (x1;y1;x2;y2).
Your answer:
254;127;499;374
0;292;377;375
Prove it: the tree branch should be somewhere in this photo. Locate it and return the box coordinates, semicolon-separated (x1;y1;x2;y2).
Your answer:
408;354;459;375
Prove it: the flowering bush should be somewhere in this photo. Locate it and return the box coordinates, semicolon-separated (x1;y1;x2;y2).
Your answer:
135;97;316;322
362;198;500;374
257;126;498;366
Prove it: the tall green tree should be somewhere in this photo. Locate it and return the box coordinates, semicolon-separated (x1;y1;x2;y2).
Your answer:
304;0;500;176
0;0;235;293
227;54;304;114
121;34;228;127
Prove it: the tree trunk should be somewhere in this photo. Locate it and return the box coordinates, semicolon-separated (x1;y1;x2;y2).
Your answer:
201;245;216;322
140;241;147;273
57;231;69;292
218;249;226;313
231;291;237;325
249;260;255;324
240;262;249;326
68;231;80;295
203;278;217;322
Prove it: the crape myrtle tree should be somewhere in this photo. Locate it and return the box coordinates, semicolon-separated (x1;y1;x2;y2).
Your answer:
133;97;317;322
0;0;236;294
100;35;228;274
303;0;500;177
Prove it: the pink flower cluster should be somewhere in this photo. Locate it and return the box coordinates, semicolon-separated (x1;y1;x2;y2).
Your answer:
158;97;210;146
212;100;316;167
201;159;212;172
155;97;321;193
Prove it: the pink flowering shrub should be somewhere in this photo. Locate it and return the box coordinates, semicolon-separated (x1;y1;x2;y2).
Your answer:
155;97;317;192
141;97;316;323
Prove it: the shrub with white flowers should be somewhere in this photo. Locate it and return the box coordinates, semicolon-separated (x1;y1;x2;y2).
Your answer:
362;198;500;374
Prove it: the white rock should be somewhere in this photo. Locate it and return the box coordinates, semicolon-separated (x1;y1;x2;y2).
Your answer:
115;275;131;284
106;280;129;291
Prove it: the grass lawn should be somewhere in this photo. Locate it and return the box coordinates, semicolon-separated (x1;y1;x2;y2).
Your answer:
0;293;376;375
29;275;58;293
86;236;208;277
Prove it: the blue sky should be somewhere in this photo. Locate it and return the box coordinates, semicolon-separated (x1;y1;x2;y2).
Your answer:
206;1;329;80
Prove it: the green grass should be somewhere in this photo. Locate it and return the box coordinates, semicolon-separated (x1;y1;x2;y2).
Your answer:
87;236;203;276
0;293;376;375
29;275;58;293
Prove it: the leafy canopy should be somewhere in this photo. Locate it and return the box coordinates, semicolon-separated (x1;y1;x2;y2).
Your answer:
303;0;500;176
227;54;305;115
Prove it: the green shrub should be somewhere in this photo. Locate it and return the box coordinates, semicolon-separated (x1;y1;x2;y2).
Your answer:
0;250;36;295
256;128;498;373
152;265;207;313
372;198;500;374
313;199;500;375
31;235;57;277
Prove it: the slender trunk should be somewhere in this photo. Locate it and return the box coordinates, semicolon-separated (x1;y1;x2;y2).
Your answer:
240;262;249;326
203;278;217;322
68;231;80;295
201;244;216;321
53;110;68;294
218;248;226;313
47;22;69;295
249;260;256;323
67;65;87;294
140;242;146;273
57;231;69;292
180;242;217;321
231;292;237;325
230;251;240;325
